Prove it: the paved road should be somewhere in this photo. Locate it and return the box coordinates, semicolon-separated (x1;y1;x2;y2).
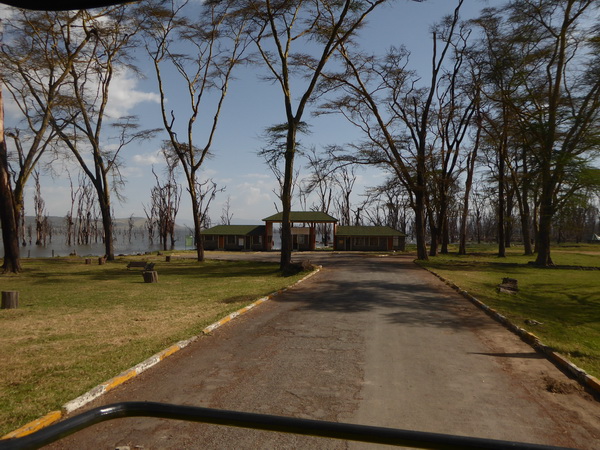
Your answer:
48;253;600;449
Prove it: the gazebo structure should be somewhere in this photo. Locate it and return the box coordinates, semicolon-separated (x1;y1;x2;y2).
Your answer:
263;211;338;251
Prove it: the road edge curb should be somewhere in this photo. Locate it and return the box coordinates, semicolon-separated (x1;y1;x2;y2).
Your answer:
1;265;322;440
418;262;600;397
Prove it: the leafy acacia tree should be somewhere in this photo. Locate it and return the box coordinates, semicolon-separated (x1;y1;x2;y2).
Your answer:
45;6;154;261
475;0;600;266
144;0;250;262
241;0;390;270
0;10;93;272
318;0;466;260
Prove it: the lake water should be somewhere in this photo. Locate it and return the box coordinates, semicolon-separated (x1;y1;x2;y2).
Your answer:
1;230;194;259
1;228;283;258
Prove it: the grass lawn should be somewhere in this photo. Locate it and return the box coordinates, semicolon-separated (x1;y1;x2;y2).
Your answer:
0;254;310;436
418;243;600;381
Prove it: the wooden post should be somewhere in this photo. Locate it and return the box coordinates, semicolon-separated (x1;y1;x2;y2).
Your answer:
1;291;19;309
98;257;106;265
142;271;158;283
85;258;92;265
166;255;171;262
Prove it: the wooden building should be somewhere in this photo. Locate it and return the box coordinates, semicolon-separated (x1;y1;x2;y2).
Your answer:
334;226;406;251
202;225;266;251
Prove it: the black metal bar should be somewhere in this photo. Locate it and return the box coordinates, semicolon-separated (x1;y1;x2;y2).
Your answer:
0;402;574;450
0;1;137;11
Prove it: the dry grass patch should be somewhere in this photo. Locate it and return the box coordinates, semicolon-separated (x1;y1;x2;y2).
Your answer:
0;256;310;435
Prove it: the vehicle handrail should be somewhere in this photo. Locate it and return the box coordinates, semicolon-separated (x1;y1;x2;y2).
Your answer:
0;401;574;450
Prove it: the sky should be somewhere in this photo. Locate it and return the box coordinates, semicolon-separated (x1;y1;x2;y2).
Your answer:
5;0;490;227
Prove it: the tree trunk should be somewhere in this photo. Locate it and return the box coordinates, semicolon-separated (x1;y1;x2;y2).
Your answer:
414;190;428;260
441;216;449;254
191;192;204;262
280;123;297;271
1;291;18;309
428;220;438;257
459;172;474;255
505;187;513;248
535;184;554;266
0;85;21;273
97;193;115;262
498;151;506;258
142;271;158;283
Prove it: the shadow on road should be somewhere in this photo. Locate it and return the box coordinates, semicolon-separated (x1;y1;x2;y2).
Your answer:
270;255;496;332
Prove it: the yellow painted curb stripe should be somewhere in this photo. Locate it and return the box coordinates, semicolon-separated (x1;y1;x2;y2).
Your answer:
159;345;181;360
104;369;137;392
1;410;62;440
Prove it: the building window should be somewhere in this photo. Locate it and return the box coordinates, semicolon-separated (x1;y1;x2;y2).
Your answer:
370;237;378;246
354;237;365;246
226;235;236;245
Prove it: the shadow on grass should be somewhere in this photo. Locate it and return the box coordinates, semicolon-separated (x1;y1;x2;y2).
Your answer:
24;260;284;285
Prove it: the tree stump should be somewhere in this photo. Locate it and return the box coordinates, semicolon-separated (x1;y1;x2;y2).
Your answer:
142;271;158;283
85;258;92;265
98;257;106;265
498;277;518;294
166;255;171;262
1;291;19;309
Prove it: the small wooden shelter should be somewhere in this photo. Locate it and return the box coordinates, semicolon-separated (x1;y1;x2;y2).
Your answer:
263;211;338;251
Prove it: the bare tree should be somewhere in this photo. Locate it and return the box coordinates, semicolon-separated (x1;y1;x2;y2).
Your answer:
143;202;156;245
143;0;250;262
220;195;234;226
302;147;336;244
147;166;182;250
75;175;98;246
333;163;358;227
32;170;46;245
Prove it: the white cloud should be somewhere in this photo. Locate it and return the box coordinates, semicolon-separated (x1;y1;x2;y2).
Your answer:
106;70;160;118
120;166;144;179
243;173;271;180
132;151;164;166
